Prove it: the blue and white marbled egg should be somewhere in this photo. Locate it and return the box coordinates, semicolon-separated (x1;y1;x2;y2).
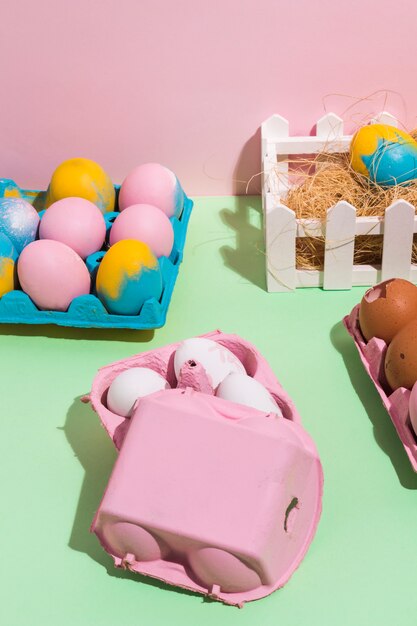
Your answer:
0;197;40;253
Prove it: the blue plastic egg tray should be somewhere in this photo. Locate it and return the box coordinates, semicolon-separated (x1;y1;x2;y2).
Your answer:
0;178;193;329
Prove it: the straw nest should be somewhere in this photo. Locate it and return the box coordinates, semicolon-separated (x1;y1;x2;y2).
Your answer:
277;129;417;270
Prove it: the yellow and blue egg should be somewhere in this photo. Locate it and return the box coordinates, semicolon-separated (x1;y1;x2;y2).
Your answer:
96;239;163;315
0;232;18;298
45;158;115;214
350;124;417;186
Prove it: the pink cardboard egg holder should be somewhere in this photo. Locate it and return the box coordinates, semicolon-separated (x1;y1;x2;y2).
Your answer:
343;305;417;472
87;331;323;606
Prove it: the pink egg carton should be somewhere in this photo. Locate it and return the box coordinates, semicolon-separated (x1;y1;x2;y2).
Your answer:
343;306;417;471
86;331;323;606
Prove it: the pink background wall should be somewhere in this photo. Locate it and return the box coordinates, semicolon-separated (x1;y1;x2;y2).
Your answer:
1;0;417;196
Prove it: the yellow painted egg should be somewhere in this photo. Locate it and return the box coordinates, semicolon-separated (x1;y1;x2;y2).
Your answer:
350;124;417;186
0;232;18;298
46;158;115;213
96;239;163;315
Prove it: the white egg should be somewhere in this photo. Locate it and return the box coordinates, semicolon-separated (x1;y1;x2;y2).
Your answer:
107;367;170;417
216;372;282;416
174;337;245;389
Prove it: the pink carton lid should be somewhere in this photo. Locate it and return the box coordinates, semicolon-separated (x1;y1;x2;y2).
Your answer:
87;331;323;605
343;306;417;471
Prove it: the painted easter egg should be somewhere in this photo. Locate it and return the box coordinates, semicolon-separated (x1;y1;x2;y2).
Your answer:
174;338;246;389
0;232;18;298
18;239;91;311
0;197;40;253
350;124;417;186
95;239;163;315
109;203;174;257
46;158;115;213
40;197;106;259
118;163;184;217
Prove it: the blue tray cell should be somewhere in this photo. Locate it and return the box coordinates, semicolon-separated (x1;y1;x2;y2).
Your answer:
0;179;193;329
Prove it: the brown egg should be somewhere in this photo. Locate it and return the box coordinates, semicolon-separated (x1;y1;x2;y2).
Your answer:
385;319;417;390
358;278;417;344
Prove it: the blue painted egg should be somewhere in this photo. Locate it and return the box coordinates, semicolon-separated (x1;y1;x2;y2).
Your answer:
350;124;417;186
95;239;163;315
0;232;18;298
0;198;40;253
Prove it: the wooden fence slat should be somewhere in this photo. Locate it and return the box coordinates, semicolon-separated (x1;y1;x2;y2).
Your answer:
372;111;398;127
264;193;296;292
261;114;289;197
274;136;350;155
316;113;344;140
323;201;356;290
381;200;415;281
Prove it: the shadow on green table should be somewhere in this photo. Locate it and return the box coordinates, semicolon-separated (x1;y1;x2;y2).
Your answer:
63;396;207;601
0;323;155;343
219;197;266;291
331;321;417;490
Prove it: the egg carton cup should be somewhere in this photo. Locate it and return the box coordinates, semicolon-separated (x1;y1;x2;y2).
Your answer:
85;331;323;606
0;178;193;329
343;305;417;471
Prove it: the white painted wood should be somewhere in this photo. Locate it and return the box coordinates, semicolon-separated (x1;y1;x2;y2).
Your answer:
353;216;385;236
261;114;289;197
381;200;415;281
351;265;381;285
296;270;322;288
354;216;384;236
295;266;380;288
261;114;289;141
296;219;324;238
323;202;357;289
296;215;417;237
409;265;417;282
316;113;344;140
372;111;398;127
264;193;296;292
273;136;351;155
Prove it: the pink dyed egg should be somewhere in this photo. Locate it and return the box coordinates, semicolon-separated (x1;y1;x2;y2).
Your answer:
109;204;174;257
118;163;184;217
18;239;91;311
39;197;106;259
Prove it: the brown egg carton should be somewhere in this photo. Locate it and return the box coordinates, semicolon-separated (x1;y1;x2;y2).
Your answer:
343;304;417;472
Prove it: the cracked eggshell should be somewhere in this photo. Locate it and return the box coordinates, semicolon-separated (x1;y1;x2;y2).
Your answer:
359;278;417;344
174;337;245;389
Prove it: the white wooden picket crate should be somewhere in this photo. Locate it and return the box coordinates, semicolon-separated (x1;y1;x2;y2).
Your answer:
261;111;417;291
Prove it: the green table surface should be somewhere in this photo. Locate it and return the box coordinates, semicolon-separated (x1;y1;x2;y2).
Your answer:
2;197;417;626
